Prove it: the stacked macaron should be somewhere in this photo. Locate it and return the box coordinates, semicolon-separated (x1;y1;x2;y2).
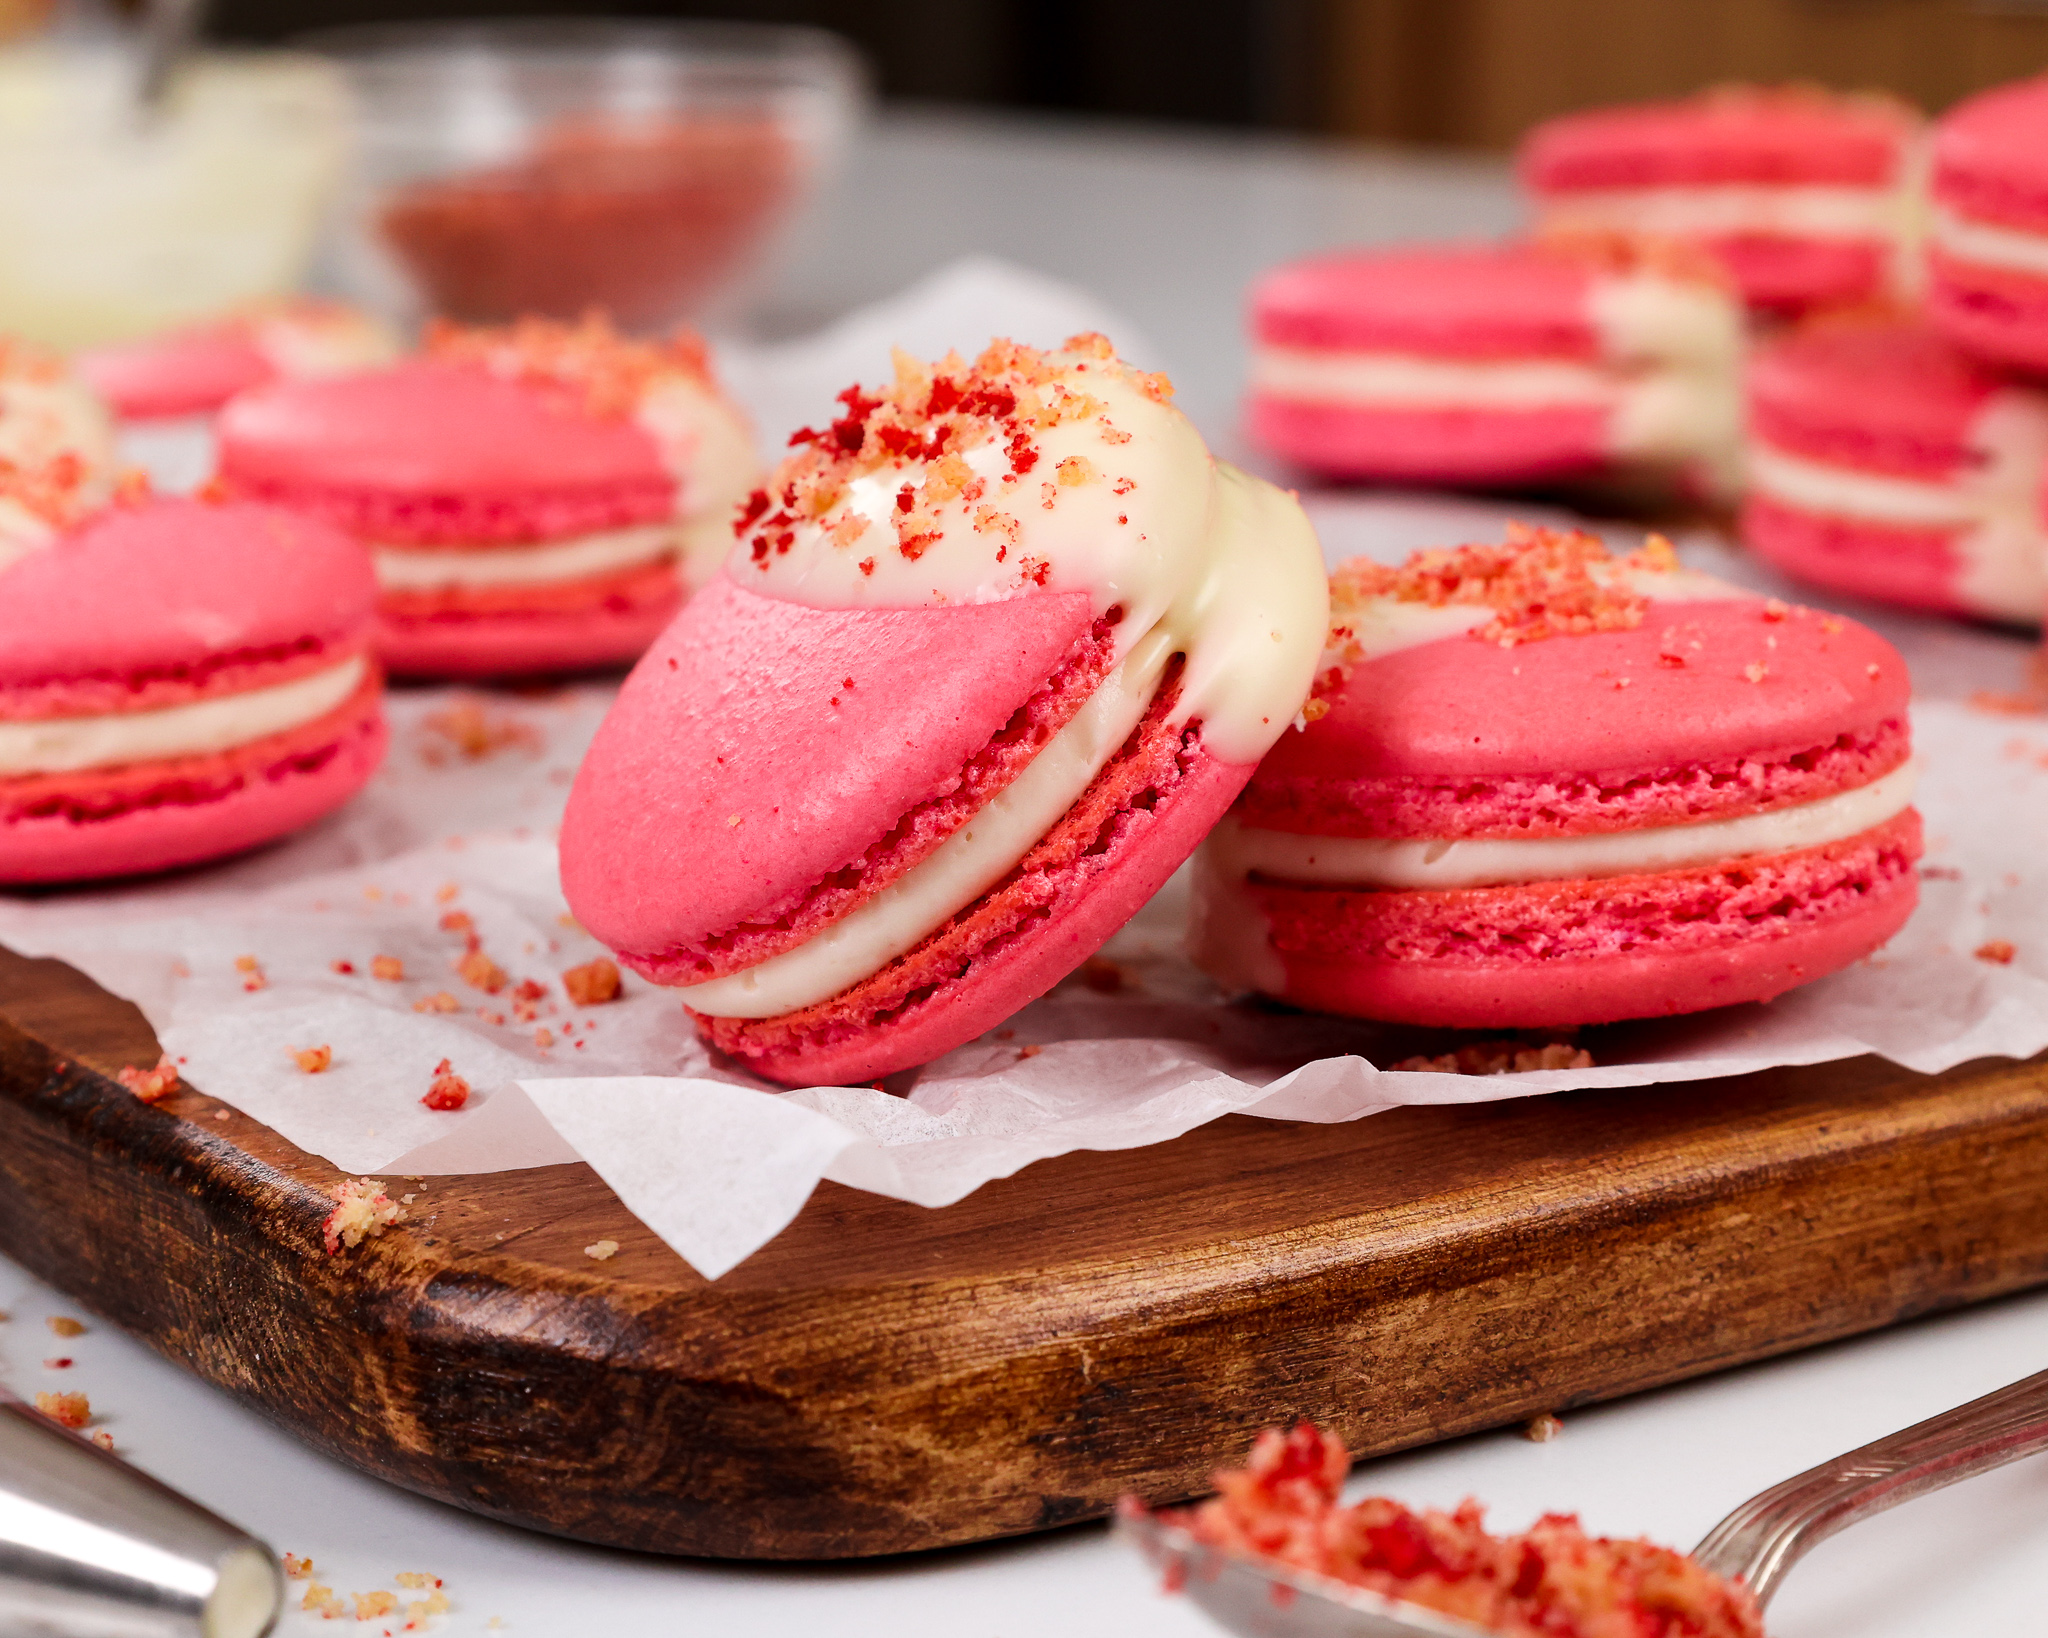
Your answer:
1928;75;2048;376
561;332;1329;1085
1193;528;1920;1027
0;491;385;884
77;299;398;425
1248;236;1742;491
214;315;757;678
1521;86;1924;316
0;337;116;568
1743;315;2048;623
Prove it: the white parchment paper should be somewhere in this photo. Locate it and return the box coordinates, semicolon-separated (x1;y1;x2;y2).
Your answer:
9;260;2046;1279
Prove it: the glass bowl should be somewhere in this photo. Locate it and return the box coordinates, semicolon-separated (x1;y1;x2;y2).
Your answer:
304;18;865;332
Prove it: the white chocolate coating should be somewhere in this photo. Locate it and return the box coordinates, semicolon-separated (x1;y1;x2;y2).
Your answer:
1205;759;1917;893
637;374;759;591
0;652;366;775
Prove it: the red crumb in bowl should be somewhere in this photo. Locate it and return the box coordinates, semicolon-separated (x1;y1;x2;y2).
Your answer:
1170;1423;1761;1638
379;116;794;328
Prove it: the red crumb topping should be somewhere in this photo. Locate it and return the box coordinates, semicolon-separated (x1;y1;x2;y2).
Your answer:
293;1044;334;1074
33;1390;89;1429
563;957;623;1006
1328;527;1681;659
423;1058;472;1111
0;449;109;537
458;949;509;994
233;954;268;992
413;991;461;1014
1175;1423;1761;1638
1976;940;2017;965
322;1177;405;1254
425;311;713;420
370;955;405;982
738;332;1168;572
116;1056;179;1103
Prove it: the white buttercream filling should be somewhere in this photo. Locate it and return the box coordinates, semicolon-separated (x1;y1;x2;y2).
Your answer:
1585;272;1744;369
1538;182;1905;241
372;523;679;592
0;651;367;776
1208;759;1917;893
1932;205;2048;278
1749;443;1980;527
677;633;1174;1019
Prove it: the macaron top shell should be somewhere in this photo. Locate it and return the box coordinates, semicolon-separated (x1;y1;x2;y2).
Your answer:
1522;88;1916;191
1747;318;2008;479
0;497;377;704
218;362;675;505
80;325;273;421
1933;75;2048;230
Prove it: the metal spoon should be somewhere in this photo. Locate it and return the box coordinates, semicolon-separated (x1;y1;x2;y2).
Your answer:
1120;1365;2048;1637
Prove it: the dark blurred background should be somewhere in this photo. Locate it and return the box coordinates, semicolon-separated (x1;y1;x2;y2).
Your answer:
206;0;2048;145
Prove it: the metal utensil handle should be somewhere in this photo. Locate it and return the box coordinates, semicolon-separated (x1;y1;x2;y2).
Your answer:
1692;1364;2048;1606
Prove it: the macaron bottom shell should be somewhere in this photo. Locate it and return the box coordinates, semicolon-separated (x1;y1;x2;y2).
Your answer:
0;677;387;885
1698;233;1895;315
1249;396;1612;484
1207;811;1921;1030
694;708;1252;1088
376;563;685;679
1741;496;1982;621
1929;252;2048;375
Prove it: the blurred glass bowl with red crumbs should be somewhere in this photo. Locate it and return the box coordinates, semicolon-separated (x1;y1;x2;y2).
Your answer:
303;19;864;331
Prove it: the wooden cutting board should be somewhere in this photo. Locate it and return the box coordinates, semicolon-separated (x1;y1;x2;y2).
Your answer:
5;940;2048;1560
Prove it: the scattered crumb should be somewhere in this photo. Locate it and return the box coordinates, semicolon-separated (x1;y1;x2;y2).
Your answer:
421;698;542;761
584;1239;620;1261
213;1109;230;1121
994;1029;1015;1041
423;1059;472;1112
489;1620;504;1630
233;954;267;992
513;977;547;1002
533;1028;554;1049
435;883;460;904
331;959;356;975
1761;598;1788;621
1523;1412;1564;1443
354;1591;397;1619
1392;1041;1594;1075
1971;688;2045;716
394;1573;442;1590
1078;956;1124;993
301;1582;341;1617
440;910;474;934
293;1044;334;1075
322;1178;406;1254
1976;940;2017;966
48;1316;84;1336
413;991;461;1014
1921;865;1963;881
1017;1043;1043;1060
91;1430;114;1453
562;958;622;1006
283;1554;314;1579
33;1390;88;1428
116;1056;179;1103
1743;661;1768;684
410;1589;452;1621
42;1356;72;1368
370;955;405;982
458;948;509;994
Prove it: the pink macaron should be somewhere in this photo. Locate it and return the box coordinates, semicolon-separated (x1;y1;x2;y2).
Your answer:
1743;314;2047;624
1247;236;1742;490
0;493;386;884
1928;75;2048;375
76;301;398;423
214;316;757;679
1192;528;1921;1029
1522;86;1923;315
560;333;1329;1087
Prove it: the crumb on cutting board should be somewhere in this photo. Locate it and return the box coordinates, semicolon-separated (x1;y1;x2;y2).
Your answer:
322;1178;406;1254
584;1239;620;1261
116;1056;179;1103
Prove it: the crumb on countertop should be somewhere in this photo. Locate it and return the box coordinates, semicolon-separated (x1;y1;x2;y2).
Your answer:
562;957;622;1006
33;1390;89;1428
48;1315;85;1337
413;991;461;1014
283;1553;314;1579
422;1059;471;1112
370;955;405;982
233;954;267;992
322;1178;406;1254
293;1044;334;1074
1977;940;2017;965
458;948;509;994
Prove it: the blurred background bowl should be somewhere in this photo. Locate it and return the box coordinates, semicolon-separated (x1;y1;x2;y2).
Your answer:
304;16;865;334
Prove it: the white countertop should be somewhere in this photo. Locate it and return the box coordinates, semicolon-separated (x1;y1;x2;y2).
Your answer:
12;106;2048;1638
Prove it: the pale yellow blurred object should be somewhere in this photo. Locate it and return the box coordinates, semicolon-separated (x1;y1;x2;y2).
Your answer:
0;46;351;348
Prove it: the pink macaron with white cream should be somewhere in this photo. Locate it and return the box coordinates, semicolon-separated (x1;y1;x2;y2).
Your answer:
1247;236;1743;492
1928;75;2048;375
1193;528;1921;1028
561;333;1329;1086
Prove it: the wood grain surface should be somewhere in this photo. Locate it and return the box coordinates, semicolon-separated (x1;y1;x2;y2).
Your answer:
4;940;2047;1559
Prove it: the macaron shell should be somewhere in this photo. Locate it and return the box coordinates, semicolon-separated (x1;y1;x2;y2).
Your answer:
1230;812;1920;1028
376;587;684;680
0;498;377;694
560;576;1101;970
1251;244;1600;358
1928;250;2048;375
1249;397;1611;484
0;673;386;884
1522;95;1912;190
1699;236;1896;315
1260;597;1905;790
1933;75;2048;231
1741;496;1975;619
78;326;276;421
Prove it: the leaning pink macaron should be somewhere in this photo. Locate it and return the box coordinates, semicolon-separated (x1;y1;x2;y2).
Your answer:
1521;86;1924;315
214;314;757;679
1247;235;1742;491
1928;75;2048;375
0;492;386;884
1743;313;2048;624
1192;528;1921;1029
560;332;1329;1087
76;299;398;423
